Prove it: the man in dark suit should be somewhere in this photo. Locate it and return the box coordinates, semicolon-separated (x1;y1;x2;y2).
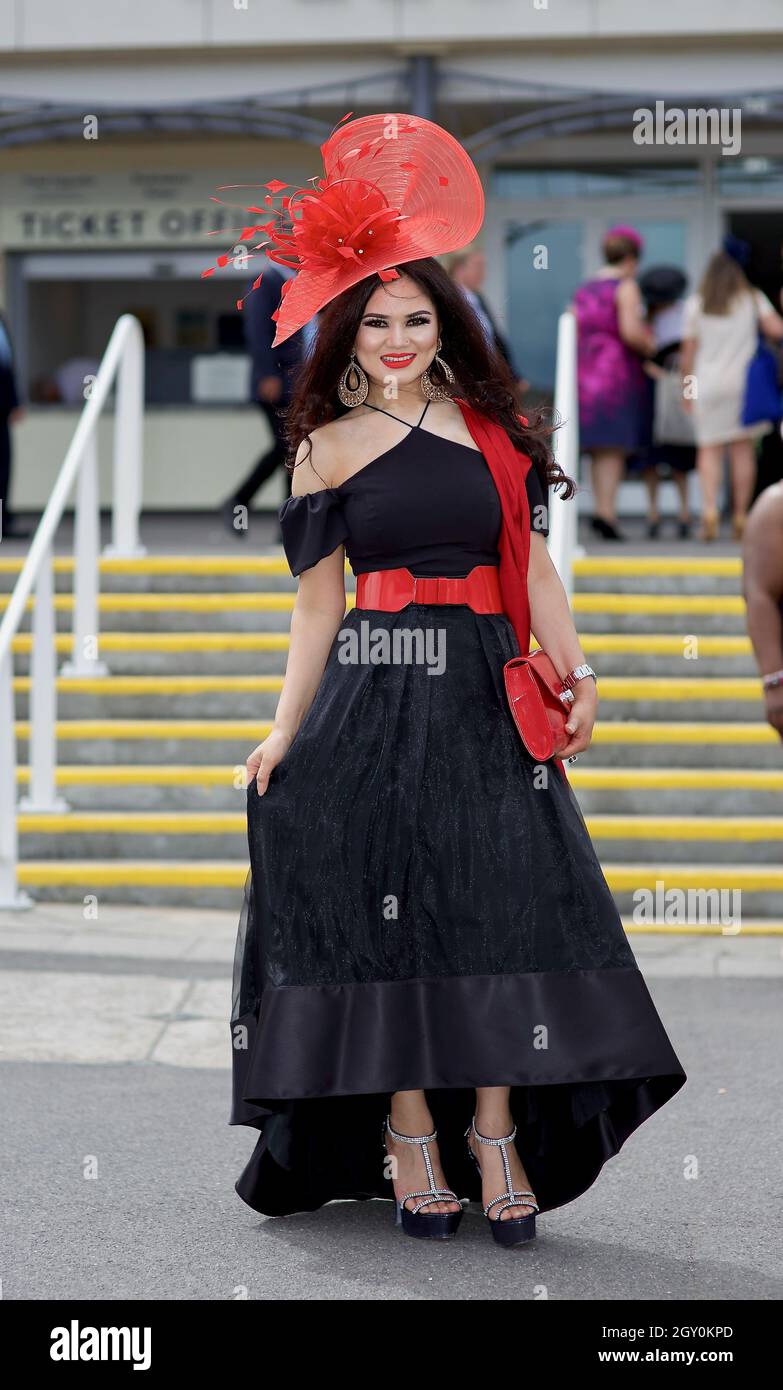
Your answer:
222;266;307;538
451;250;528;397
0;309;29;540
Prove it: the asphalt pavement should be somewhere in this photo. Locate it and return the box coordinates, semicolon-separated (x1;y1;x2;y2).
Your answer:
1;903;781;1301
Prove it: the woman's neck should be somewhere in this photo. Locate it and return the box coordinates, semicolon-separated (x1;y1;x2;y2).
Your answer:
364;380;428;414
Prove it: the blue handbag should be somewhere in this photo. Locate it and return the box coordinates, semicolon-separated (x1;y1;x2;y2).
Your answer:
741;331;783;426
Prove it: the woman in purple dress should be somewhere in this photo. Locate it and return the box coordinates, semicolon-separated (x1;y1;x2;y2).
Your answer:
572;226;655;540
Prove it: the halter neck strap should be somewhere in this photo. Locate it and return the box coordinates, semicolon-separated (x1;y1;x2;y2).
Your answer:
363;399;431;428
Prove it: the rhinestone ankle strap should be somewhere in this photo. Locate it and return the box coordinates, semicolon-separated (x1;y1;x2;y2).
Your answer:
383;1115;462;1216
467;1116;540;1219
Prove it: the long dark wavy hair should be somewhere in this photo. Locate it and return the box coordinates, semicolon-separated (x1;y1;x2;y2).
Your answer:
282;257;575;500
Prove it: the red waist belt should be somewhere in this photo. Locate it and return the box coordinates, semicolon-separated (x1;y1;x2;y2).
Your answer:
354;565;503;613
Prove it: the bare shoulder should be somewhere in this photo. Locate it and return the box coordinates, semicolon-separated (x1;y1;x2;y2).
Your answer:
425;398;480;450
293;410;379;490
289;420;346;496
747;481;783;531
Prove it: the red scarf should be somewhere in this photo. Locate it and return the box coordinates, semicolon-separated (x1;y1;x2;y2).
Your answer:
456;398;569;786
455;398;532;656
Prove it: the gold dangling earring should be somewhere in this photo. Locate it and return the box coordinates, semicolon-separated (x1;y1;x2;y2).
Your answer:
421;337;455;401
337;352;369;407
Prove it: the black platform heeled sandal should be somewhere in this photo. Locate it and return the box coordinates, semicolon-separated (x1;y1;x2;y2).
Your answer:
382;1115;465;1240
465;1116;540;1248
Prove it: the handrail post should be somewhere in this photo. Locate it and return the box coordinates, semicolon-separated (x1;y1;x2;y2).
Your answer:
0;648;32;908
19;542;69;814
548;309;583;604
61;431;109;678
104;314;146;559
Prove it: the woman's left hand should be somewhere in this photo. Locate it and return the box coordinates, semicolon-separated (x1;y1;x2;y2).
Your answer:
559;683;598;759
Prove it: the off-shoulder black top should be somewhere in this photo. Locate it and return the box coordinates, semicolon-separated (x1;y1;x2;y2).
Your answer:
279;401;549;579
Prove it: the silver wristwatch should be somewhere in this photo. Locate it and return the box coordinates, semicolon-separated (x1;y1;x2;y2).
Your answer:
562;663;597;690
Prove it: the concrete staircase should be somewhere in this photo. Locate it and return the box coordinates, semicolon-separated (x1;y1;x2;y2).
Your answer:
3;550;782;929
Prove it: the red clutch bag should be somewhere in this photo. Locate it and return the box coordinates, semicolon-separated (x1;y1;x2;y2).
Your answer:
503;650;574;761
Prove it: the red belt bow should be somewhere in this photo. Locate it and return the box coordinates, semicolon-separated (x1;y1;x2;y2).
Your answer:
354;565;503;613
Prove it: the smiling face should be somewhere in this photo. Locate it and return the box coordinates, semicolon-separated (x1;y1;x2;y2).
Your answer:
353;274;440;389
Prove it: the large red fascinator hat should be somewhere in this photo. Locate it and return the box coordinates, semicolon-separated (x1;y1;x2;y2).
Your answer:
203;112;485;346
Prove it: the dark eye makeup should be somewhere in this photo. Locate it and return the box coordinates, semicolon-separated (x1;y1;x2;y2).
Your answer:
362;314;432;327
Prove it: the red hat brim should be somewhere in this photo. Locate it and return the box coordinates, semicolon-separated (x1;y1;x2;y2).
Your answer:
267;113;485;346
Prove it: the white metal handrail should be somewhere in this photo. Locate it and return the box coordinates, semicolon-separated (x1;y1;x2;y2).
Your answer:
0;313;145;909
548;309;582;602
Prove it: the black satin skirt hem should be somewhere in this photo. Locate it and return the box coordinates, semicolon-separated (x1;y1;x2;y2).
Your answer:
228;967;686;1219
231;965;683;1113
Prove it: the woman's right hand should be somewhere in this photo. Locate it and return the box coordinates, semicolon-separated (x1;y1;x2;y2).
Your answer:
246;728;294;795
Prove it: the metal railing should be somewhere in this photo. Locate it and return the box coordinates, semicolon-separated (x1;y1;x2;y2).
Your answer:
0;313;145;909
548;309;582;601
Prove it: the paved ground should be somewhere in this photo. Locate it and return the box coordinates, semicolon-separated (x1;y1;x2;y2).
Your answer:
1;902;781;1301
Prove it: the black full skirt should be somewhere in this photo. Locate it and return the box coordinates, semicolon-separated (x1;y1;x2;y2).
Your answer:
229;604;686;1217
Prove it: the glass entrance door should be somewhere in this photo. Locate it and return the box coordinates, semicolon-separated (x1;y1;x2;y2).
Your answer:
496;177;703;397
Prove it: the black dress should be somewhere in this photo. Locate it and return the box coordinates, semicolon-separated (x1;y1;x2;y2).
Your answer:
229;402;686;1217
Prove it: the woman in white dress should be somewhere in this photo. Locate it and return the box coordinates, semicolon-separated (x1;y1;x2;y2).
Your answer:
680;243;783;541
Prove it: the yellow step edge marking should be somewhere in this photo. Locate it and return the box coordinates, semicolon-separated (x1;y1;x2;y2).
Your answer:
574;557;742;576
12;718;777;744
18;813;247;834
1;553;745;577
17;861;248;887
569;769;783;789
591;678;762;698
0;554;356;577
14;765;783;789
591;721;777;744
17;812;783;840
15;720;273;739
12;633;292;654
579;635;750;654
15;862;783;891
588;816;783;840
11;674;765;698
16;766;245;786
3;594;300;612
4;625;751;656
0;555;293;576
573;594;745;613
620;919;783;935
14;675;284;695
3;595;746;619
605;865;783;890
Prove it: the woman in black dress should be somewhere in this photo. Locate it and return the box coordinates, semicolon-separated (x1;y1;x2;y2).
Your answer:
223;115;686;1249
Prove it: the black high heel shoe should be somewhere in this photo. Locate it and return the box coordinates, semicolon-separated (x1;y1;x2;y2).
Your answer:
590;515;626;542
382;1115;464;1240
465;1116;539;1248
